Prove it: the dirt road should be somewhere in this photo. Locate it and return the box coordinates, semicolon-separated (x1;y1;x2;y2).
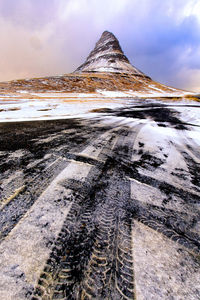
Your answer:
0;100;200;299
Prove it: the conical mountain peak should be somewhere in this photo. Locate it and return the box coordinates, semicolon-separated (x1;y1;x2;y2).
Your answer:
101;30;116;38
75;31;146;76
92;31;123;54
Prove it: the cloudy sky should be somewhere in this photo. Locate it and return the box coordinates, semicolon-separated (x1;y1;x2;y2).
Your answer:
0;0;200;91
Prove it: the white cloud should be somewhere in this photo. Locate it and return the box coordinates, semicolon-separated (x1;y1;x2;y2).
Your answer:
57;0;130;25
182;0;200;21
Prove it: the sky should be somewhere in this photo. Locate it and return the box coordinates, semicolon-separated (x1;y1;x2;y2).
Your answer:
0;0;200;92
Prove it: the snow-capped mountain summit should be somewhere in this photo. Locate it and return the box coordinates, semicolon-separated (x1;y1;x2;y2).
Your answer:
75;31;147;76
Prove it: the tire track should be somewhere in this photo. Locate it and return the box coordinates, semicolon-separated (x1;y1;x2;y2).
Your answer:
0;121;120;242
1;106;199;299
132;200;200;255
32;125;136;299
0;126;124;300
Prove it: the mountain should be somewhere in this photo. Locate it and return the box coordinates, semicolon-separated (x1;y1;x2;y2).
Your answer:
75;31;147;76
0;31;187;97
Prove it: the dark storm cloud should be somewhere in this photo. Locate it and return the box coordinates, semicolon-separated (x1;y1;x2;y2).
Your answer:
0;0;200;91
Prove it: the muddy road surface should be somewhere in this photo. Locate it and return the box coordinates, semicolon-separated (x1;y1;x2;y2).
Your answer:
0;100;200;299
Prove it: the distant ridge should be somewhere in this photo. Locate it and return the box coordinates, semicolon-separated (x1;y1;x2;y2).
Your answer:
75;31;147;77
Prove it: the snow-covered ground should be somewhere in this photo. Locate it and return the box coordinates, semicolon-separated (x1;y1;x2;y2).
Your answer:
0;93;132;122
0;91;199;124
0;91;200;300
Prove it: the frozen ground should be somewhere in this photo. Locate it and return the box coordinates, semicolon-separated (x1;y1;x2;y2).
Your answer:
0;90;196;122
0;92;131;121
0;97;199;299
